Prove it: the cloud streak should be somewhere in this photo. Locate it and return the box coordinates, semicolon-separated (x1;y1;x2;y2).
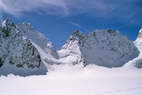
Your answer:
0;0;68;16
0;0;142;25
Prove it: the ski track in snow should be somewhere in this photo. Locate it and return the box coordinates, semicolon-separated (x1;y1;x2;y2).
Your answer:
0;64;142;95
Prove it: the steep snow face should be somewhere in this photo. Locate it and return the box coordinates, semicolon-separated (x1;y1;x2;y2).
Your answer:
58;31;84;65
17;23;59;66
132;28;142;68
135;28;142;51
0;19;47;76
17;23;59;59
59;30;139;67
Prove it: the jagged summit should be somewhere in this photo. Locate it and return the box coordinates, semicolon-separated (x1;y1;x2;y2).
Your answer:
58;29;139;67
0;18;141;76
0;19;48;76
70;30;84;40
1;18;12;27
134;28;142;52
17;22;59;60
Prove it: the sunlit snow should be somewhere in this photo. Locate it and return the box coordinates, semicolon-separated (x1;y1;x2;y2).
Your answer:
0;64;142;95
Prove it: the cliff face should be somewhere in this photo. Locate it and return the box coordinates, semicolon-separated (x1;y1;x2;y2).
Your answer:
58;30;139;67
0;18;141;76
0;19;47;76
133;28;142;68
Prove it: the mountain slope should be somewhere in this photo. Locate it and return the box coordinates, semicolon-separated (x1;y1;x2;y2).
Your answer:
0;19;47;76
17;23;59;65
0;18;141;76
58;30;139;67
130;28;142;68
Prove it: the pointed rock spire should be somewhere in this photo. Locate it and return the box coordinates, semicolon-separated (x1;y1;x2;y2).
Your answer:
70;30;85;41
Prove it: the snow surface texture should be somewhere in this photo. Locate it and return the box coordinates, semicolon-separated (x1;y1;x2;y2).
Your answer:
0;19;47;76
58;30;139;67
0;64;142;95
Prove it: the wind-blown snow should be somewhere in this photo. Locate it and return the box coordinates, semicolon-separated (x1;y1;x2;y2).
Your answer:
0;64;142;95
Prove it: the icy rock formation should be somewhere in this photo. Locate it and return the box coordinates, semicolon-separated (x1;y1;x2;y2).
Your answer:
135;28;142;50
59;30;139;67
17;23;59;65
134;28;142;68
0;19;47;76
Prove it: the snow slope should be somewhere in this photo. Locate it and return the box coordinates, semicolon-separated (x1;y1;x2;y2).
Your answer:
17;23;60;67
125;28;142;68
17;23;59;59
0;64;142;95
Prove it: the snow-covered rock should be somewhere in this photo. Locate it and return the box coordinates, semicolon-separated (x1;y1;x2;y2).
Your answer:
58;30;139;67
0;19;47;76
132;28;142;68
17;23;59;65
135;28;142;51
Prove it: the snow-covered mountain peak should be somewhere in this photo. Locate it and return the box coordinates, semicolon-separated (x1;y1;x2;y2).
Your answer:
70;30;85;41
17;23;54;49
59;29;139;67
17;23;59;61
137;28;142;38
134;28;142;52
0;19;49;76
1;18;12;27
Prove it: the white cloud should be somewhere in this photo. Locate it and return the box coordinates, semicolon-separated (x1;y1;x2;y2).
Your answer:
0;0;140;22
0;0;69;16
0;0;120;16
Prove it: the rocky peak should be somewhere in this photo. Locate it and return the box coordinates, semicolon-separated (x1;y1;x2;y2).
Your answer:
17;22;59;60
134;28;142;52
69;30;85;41
59;29;139;67
2;18;16;28
0;19;47;76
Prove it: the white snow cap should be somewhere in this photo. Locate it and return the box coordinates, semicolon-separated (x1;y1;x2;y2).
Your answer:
138;28;142;38
139;28;142;33
58;29;139;67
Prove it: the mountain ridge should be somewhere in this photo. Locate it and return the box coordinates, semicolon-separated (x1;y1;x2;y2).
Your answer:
0;18;141;76
58;29;139;67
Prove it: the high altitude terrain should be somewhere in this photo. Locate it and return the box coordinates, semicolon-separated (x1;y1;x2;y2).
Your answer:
0;19;141;76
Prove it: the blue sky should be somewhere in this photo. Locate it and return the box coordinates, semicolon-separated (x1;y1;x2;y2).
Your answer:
0;0;142;47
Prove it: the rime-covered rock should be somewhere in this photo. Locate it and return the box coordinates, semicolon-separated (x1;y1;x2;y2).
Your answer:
0;19;47;76
17;23;59;64
58;30;139;67
134;28;142;68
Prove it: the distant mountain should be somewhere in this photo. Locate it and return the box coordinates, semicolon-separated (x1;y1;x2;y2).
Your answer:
58;30;139;67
